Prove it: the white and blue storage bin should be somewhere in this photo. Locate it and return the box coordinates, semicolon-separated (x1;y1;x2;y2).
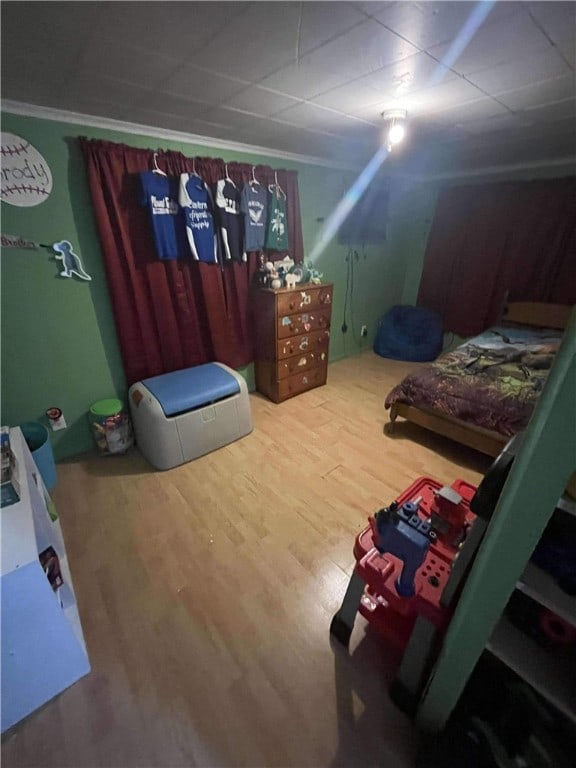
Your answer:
128;362;253;470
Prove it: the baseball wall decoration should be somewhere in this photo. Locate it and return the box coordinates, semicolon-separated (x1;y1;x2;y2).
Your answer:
1;132;53;207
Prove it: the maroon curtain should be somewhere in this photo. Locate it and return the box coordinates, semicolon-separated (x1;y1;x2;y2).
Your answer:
79;139;304;384
417;177;576;335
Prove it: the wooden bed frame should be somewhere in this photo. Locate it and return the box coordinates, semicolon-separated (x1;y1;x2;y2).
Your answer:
387;302;573;457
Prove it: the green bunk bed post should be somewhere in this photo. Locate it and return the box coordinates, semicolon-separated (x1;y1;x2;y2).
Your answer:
417;307;576;731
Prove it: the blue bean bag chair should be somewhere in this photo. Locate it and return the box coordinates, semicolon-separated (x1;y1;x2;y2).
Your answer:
373;305;443;362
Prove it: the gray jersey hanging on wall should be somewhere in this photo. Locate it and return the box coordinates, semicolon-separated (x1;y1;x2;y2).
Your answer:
241;181;267;252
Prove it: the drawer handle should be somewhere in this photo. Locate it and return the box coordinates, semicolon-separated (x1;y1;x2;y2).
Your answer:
289;301;295;310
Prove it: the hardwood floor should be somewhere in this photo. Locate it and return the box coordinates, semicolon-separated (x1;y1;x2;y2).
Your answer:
2;352;491;768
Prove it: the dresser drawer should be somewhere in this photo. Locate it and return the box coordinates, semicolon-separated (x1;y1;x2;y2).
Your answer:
276;285;333;315
277;329;330;360
277;308;331;339
277;350;328;379
277;364;328;400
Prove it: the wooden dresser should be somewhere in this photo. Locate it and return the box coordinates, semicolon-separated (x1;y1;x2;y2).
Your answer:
252;283;333;403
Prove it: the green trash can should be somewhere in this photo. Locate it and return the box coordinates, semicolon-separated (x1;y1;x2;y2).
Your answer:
89;399;133;455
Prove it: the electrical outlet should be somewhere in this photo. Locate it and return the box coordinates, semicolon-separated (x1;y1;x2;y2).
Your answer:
361;324;368;337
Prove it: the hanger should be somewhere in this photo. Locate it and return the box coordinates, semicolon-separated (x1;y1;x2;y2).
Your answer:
268;171;286;200
191;157;202;178
250;165;261;186
224;163;236;188
152;152;167;176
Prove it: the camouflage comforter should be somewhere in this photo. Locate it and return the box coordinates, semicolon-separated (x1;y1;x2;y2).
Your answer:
384;325;563;437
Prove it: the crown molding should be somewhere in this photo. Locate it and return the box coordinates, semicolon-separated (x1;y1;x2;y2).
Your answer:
418;155;576;182
1;99;358;171
3;99;573;184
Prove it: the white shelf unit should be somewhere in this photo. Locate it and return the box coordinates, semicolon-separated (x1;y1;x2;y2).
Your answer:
517;562;576;627
1;428;90;733
486;497;576;724
487;616;576;724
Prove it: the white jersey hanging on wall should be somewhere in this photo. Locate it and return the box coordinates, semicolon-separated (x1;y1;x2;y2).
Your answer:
214;178;246;263
265;183;289;252
179;174;219;263
240;181;267;252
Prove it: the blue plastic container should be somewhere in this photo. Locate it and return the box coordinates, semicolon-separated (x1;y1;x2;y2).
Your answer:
20;422;57;491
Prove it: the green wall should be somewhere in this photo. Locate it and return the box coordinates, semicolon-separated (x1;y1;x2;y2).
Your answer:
1;111;408;459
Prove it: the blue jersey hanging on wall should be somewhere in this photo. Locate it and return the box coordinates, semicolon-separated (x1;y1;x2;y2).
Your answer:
140;172;187;260
179;173;219;263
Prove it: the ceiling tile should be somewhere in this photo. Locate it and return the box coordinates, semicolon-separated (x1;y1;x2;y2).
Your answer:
261;128;359;162
354;3;395;19
77;35;179;90
48;95;130;124
64;75;154;110
522;99;576;123
297;2;367;54
362;51;456;96
304;19;420;82
122;106;236;139
372;1;473;50
257;61;350;101
137;91;212;119
273;102;372;135
311;77;391;116
427;97;510;126
187;3;303;81
527;2;576;62
99;1;249;60
372;1;517;51
1;0;574;172
428;10;552;76
466;47;570;95
459;127;576;168
496;74;576;112
1;1;100;58
453;112;524;136
221;87;302;116
405;77;489;117
201;106;280;133
468;115;576;150
314;50;457;111
2;54;70;101
260;19;419;98
163;65;247;105
1;2;97;80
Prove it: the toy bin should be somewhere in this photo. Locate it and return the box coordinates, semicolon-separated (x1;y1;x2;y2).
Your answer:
20;421;57;491
89;399;133;456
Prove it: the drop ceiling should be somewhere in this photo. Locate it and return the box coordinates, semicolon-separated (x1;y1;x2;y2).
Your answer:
2;1;575;173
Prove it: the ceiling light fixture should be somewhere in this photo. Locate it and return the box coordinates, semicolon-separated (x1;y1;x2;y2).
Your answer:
382;108;408;151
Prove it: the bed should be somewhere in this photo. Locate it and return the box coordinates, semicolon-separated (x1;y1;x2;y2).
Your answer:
384;302;572;457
